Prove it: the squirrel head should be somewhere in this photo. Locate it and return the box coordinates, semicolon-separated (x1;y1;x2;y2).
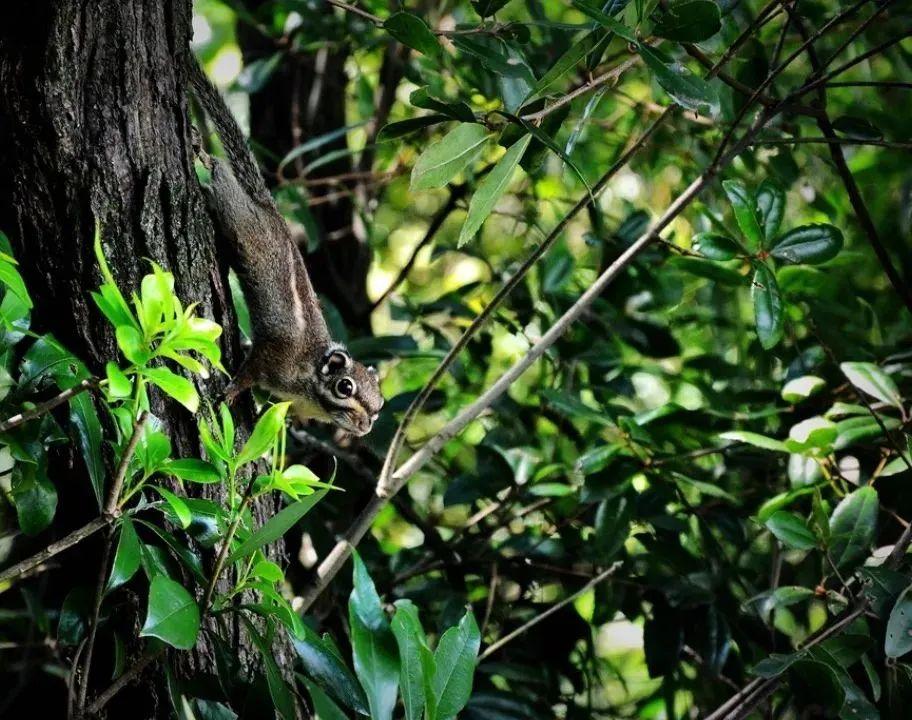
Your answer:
305;345;383;436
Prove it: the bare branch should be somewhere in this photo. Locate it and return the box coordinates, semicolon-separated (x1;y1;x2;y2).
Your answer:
0;516;109;586
476;563;621;662
0;378;98;433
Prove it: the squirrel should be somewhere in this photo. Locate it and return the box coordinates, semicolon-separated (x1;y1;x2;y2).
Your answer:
187;60;383;437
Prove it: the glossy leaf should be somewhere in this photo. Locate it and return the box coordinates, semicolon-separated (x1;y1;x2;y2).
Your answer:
243;617;297;720
349;553;399;720
290;627;370;715
140;574;200;650
164;458;221;484
828;486;878;572
751;263;783;349
693;232;743;260
391;601;428;720
106;516;142;593
756;179;786;245
227;487;328;564
840;362;902;409
765;511;817;550
142;367;199;413
433;610;481;719
384;12;440;57
722;180;763;248
639;44;719;116
236;402;291;466
770;224;843;265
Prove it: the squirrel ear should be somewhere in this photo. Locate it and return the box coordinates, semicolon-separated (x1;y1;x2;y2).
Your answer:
320;348;350;376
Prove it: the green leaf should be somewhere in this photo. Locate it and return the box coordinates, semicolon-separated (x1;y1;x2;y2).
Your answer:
153;485;192;529
164;458;222;484
458;135;532;246
58;586;92;646
12;461;57;536
756;179;786;245
142;367;199;413
384;12;440;57
782;376;826;403
433;610;481;719
243;617;297;720
69;390;105;509
106;517;142;593
572;0;637;42
786;416;838;452
719;430;788;452
722;180;763;248
594;496;631;562
290;626;370;716
765;511;817;550
301;678;349;720
411;123;488;191
137;520;206;586
828;486;878;572
840;362;902;409
116;325;149;365
751;263;783;349
886;585;912;658
251;560;284;583
770;224;843;265
410;88;476;123
105;362;132;398
391;600;428;720
638;43;719;115
350;552;399;720
236;402;291;466
377;115;450;141
653;0;721;42
751;651;805;679
140;574;200;650
693;232;743;260
227;488;328;564
0;257;32;310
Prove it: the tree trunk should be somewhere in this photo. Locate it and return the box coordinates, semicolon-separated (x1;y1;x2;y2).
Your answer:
0;2;287;716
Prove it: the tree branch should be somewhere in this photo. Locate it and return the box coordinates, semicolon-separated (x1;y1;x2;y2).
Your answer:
298;103;779;611
0;378;98;433
0;516;109;586
476;562;621;662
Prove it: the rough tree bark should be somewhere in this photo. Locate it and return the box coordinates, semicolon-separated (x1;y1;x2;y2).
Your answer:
0;2;289;716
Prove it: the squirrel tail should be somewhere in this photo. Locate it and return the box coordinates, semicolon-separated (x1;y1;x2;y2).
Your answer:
186;59;272;208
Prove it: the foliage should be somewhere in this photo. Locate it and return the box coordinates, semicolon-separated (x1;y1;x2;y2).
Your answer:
4;0;912;718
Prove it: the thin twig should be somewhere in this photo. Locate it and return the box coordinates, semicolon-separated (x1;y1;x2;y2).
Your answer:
77;412;147;713
0;517;109;586
749;136;912;150
370;187;464;310
520;56;641;123
0;378;98;433
107;412;148;515
83;646;164;717
476;563;621;662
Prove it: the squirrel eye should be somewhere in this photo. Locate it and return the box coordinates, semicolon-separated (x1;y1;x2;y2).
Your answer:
335;377;355;398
